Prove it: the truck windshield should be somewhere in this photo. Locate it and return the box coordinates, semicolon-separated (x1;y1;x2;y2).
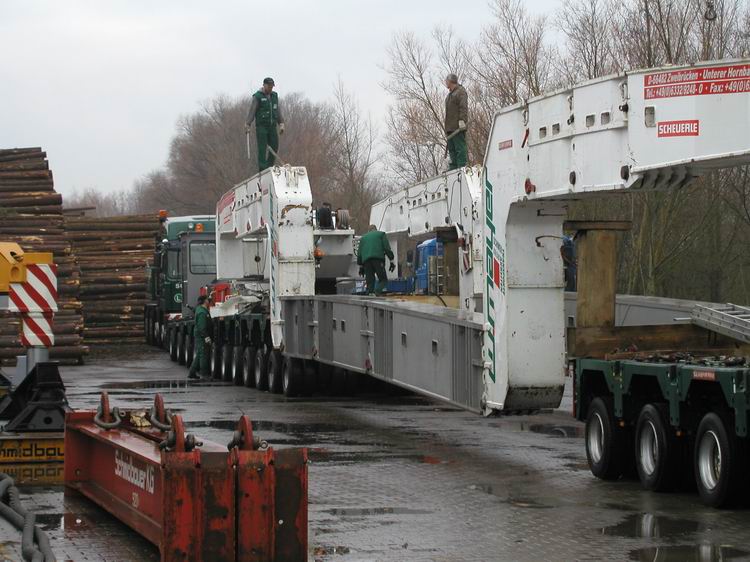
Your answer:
166;249;180;279
190;241;216;275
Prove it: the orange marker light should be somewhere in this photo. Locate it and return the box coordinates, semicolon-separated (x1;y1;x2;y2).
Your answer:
196;223;204;232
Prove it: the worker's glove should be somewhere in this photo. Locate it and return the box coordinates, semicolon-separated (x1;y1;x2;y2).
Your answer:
389;262;396;273
279;123;285;135
358;266;364;277
458;119;466;130
204;337;212;344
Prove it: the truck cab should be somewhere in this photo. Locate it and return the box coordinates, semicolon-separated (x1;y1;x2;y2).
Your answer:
144;214;215;346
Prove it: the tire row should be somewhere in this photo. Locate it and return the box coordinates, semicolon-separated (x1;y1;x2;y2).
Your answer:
165;328;358;397
585;396;746;508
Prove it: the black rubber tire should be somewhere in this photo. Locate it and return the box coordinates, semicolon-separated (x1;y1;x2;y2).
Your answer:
302;361;317;396
268;351;283;394
185;334;194;368
635;404;681;492
210;342;223;379
232;345;244;386
168;329;178;361
145;314;153;345
254;347;269;391
331;367;348;396
282;357;303;397
243;346;256;388
585;396;626;481
222;344;234;382
177;331;186;366
694;412;744;508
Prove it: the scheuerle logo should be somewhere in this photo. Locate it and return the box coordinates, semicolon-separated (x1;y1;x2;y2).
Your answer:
657;120;699;138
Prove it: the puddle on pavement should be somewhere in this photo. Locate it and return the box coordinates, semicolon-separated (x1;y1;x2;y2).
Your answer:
325;507;431;516
100;379;231;390
468;484;554;508
602;513;702;539
629;544;749;561
486;420;583;438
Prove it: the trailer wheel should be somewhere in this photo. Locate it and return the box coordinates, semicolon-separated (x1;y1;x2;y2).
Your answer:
232;346;244;386
585;396;626;480
168;329;178;361
282;357;303;397
694;412;744;507
302;361;317;396
242;346;256;388
254;347;269;391
331;367;348;396
177;331;186;366
185;334;194;368
221;344;234;382
210;342;222;379
635;404;680;491
268;351;283;394
145;314;153;345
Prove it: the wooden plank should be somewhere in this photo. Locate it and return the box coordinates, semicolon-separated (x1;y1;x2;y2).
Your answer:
570;324;748;357
576;230;617;328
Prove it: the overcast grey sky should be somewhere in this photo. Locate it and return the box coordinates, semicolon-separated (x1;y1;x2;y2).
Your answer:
1;1;557;197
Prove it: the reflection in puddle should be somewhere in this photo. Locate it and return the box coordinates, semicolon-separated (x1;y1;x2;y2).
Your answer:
487;420;583;438
629;545;749;562
602;513;701;539
100;379;231;390
325;507;431;516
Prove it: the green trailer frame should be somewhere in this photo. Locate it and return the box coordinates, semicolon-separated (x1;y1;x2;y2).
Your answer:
575;358;750;438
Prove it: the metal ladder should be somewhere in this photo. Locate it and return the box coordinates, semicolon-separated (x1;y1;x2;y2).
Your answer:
692;303;750;343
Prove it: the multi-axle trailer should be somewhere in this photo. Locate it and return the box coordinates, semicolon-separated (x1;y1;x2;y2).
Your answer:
165;58;750;506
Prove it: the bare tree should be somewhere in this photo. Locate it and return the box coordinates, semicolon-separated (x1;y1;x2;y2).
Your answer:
327;79;381;230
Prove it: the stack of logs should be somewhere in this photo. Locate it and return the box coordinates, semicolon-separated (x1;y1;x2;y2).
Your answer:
66;215;160;345
0;147;87;364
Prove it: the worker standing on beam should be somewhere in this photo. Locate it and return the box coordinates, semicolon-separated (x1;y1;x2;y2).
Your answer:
246;77;285;172
188;295;211;380
357;225;395;296
444;73;468;170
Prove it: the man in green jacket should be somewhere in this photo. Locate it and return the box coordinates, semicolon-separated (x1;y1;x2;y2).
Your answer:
357;225;395;296
188;295;211;380
246;77;285;172
444;73;468;170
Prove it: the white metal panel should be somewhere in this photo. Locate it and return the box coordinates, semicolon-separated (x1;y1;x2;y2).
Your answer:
482;58;750;414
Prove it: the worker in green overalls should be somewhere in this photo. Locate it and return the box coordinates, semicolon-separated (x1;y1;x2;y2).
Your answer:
188;295;211;380
245;77;285;172
357;225;395;296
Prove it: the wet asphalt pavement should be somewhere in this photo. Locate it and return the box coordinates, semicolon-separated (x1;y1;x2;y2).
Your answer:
2;346;750;561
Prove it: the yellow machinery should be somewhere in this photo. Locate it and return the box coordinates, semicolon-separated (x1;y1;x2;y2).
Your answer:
0;242;66;478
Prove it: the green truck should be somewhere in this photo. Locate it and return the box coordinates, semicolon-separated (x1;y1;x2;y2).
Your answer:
144;214;216;349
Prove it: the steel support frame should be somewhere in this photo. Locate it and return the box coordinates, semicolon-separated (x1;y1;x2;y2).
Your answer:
64;409;235;561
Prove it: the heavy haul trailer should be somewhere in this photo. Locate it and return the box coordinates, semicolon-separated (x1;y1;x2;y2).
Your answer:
204;166;356;388
143;214;215;347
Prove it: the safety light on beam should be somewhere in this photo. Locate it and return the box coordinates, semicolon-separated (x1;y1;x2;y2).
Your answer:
195;224;204;232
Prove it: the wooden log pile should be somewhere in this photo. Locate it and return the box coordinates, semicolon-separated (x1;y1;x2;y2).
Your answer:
0;147;87;364
66;214;159;345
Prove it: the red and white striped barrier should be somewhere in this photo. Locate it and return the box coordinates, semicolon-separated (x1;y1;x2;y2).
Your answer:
7;264;58;348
